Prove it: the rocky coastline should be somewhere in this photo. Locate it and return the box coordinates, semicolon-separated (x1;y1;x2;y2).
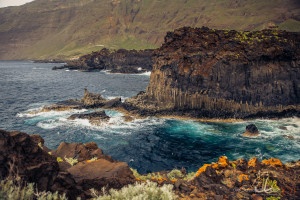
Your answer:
53;48;153;74
130;27;300;119
52;27;300;119
2;26;300;199
0;129;299;199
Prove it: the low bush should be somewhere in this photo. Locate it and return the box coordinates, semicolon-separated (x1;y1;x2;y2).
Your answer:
91;180;178;200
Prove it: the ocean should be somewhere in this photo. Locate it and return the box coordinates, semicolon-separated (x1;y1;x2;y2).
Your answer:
0;61;299;173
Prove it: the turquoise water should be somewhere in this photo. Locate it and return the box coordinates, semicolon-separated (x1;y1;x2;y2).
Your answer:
1;61;299;173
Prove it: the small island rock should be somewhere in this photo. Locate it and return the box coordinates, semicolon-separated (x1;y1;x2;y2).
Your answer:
242;124;260;137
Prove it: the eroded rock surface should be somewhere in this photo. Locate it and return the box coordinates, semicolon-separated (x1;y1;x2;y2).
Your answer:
68;159;135;191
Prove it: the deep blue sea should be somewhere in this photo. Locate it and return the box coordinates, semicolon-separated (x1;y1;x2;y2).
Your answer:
0;61;299;173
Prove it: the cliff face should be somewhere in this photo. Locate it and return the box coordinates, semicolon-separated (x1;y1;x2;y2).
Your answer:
144;27;300;117
58;48;153;73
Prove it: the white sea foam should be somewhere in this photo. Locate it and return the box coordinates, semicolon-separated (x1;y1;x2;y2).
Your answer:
17;108;87;118
22;105;161;133
249;117;300;139
139;71;151;76
32;67;46;70
104;95;127;102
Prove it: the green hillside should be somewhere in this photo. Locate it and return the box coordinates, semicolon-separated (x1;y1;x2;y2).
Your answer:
0;0;299;60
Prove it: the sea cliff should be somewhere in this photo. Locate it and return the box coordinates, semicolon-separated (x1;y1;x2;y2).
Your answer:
126;27;300;118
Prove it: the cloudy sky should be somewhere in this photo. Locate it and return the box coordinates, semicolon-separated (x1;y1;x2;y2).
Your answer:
0;0;35;8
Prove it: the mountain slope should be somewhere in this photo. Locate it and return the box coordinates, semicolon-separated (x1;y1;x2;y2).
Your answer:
0;0;300;60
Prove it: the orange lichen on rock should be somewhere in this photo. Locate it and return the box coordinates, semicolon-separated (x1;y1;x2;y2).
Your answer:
212;163;218;169
217;156;229;168
248;157;259;168
238;174;249;182
261;158;283;167
195;164;211;177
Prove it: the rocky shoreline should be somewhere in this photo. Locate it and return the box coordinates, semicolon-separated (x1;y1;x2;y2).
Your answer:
49;27;300;119
53;48;153;74
0;129;299;199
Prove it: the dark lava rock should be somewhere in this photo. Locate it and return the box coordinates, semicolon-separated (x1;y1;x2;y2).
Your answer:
0;130;59;191
243;124;259;137
68;111;110;126
59;48;153;73
128;26;300;119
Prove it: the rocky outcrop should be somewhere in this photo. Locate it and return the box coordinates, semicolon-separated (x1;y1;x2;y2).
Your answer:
127;27;300;118
39;89;121;113
68;111;110;126
0;130;59;191
54;48;153;73
68;159;135;191
52;142;105;164
0;130;135;199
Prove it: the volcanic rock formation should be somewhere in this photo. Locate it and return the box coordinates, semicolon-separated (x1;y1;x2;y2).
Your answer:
0;129;135;199
54;48;153;73
128;27;300;118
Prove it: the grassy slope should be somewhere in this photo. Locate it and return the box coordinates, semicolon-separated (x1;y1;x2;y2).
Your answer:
0;0;299;60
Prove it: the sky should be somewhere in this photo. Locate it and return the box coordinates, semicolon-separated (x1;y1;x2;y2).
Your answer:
0;0;35;8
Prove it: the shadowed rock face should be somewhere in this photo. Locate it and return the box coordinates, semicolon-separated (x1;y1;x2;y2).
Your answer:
0;130;59;191
143;27;300;118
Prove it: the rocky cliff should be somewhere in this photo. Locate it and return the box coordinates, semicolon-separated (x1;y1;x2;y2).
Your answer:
54;48;153;73
129;27;300;118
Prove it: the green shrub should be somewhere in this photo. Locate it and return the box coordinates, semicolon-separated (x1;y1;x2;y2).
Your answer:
0;179;67;200
91;180;178;200
167;169;183;180
0;179;34;200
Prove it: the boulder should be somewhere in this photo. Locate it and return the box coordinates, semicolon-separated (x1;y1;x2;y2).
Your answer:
52;142;105;164
67;159;135;191
242;124;260;137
